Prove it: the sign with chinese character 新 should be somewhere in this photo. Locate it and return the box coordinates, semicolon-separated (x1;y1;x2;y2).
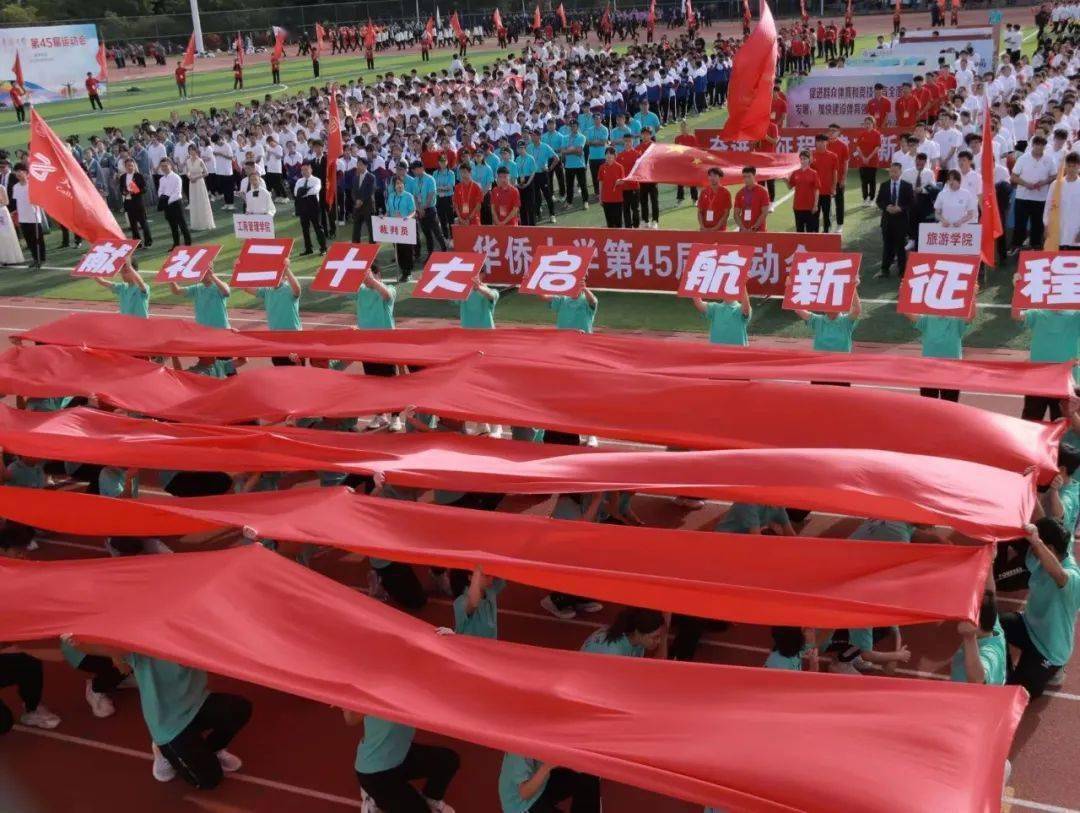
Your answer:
231;238;295;289
153;244;223;284
677;244;755;301
373;215;418;245
70;239;140;278
232;213;276;239
412;252;486;300
1012;252;1080;311
782;252;861;313
519;246;595;297
918;223;982;255
898;252;980;318
310;243;381;294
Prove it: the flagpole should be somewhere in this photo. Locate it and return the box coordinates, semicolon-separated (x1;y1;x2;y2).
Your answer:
189;0;205;53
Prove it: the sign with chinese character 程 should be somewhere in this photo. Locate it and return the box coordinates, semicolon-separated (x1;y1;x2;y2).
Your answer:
918;223;982;255
1012;252;1080;311
373;215;418;245
412;252;486;300
153;244;223;284
231;238;295;289
782;252;861;313
677;244;755;301
519;246;595;297
310;243;382;294
71;239;141;278
232;213;276;239
898;252;979;318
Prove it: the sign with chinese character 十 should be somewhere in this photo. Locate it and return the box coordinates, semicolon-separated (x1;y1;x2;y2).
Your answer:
519;246;595;297
232;213;276;239
153;245;223;284
897;252;980;318
1012;252;1080;311
373;215;418;245
782;252;861;313
412;252;486;300
310;243;381;294
70;239;140;278
677;244;755;301
918;223;982;255
231;238;295;289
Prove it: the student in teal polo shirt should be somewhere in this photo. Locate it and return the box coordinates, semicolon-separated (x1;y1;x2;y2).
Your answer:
765;626;819;671
952;592;1007;685
498;753;600;813
460;273;498;329
609;112;631;152
543;286;598;332
527;129;560;222
451;566;506;639
904;307;974;401
581;607;669;658
823;625;912;675
346;709;459;812
1013;306;1080;420
848;518;939;543
693;287;752;345
169;266;232;328
514;140;537;226
356;265;395;330
632;100;661;140
1046;445;1080;548
1;455;47;489
561;120;588;207
794;291;862;378
584;111;609;200
541;119;567;199
255;261;302;365
433;153;457;241
713;502;794;535
94;257;149;317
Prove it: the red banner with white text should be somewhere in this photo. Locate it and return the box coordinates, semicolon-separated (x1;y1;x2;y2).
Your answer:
695;127;907;169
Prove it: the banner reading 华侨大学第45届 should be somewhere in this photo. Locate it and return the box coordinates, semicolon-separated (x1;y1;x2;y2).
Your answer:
1;24;103;103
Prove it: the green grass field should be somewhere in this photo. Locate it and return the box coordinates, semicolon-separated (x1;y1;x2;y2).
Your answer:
0;30;1040;351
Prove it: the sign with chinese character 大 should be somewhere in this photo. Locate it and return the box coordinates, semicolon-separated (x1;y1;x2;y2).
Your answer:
373;215;418;245
232;213;276;239
310;243;381;294
70;239;140;278
1012;252;1080;311
153;245;223;283
413;252;486;300
917;223;982;255
231;238;295;289
898;252;979;318
677;244;755;301
519;246;595;297
782;252;861;313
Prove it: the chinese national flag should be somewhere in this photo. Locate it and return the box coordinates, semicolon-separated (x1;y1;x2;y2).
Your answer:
326;87;342;211
559;3;569;29
96;43;108;82
181;34;196;69
450;11;463;37
315;22;327;53
625;142;800;186
533;4;542;29
720;0;778;142
979;100;1002;266
272;26;287;60
235;33;244;66
493;9;503;30
28;110;125;243
12;51;25;87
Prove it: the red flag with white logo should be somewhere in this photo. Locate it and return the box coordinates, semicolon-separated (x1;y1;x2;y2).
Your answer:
232;238;294;289
425;16;435;38
533;5;542;30
311;243;380;293
154;245;223;284
413;253;486;300
71;240;140;279
326;87;343;214
782;251;861;313
450;12;463;38
897;253;979;318
493;8;504;30
677;245;755;301
181;34;196;69
647;0;656;26
520;246;594;297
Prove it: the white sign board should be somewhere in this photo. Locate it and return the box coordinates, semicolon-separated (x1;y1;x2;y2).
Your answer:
373;215;417;245
0;24;103;103
918;223;982;255
233;213;276;239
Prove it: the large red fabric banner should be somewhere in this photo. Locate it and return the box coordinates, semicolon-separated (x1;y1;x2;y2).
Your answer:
0;486;991;627
696;127;907;168
452;224;841;295
0;548;1025;813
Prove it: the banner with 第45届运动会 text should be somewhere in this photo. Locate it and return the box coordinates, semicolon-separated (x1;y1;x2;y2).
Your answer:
1;24;103;103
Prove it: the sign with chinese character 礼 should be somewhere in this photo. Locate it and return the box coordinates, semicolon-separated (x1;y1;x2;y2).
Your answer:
412;252;486;300
310;243;382;294
918;223;982;255
782;252;861;313
153;245;223;284
70;239;141;278
1012;252;1080;311
231;238;295;289
232;213;276;239
519;246;595;297
897;253;980;318
373;215;418;245
677;245;756;301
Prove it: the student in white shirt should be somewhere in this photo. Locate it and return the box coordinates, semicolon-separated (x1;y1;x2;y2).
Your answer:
933;112;964;172
157;158;191;248
935;170;978;226
11;163;45;266
1011;134;1058;251
957;151;982;199
1044;151;1080;250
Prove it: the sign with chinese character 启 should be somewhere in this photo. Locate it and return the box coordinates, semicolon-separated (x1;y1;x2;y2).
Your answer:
70;239;140;278
231;238;295;289
153;244;223;284
677;244;755;301
373;215;418;245
519;246;594;297
412;252;486;300
232;213;276;239
782;252;861;313
1012;252;1080;311
310;243;381;294
898;252;979;318
918;223;982;255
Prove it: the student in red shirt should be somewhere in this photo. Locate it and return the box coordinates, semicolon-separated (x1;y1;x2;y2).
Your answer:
894;83;920;129
787;150;822;233
697;168;732;231
866;83;891;128
759;118;780;202
810;134;839;232
674;121;699;204
174;62;188;99
615;133;641;228
771;85;788;126
826;123;849;234
9;82;26;121
453;163;484;226
597;147;626;227
489;167;521;226
232;59;243;90
733;167;770;232
851;115;883;204
271;55;281;85
815;22;826;58
912;76;931;123
84;72;103;111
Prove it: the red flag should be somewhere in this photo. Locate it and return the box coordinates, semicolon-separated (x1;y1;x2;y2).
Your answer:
450;11;463;37
533;4;542;30
601;4;611;30
685;0;696;28
326;87;343;215
364;20;377;49
181;34;196;69
799;0;808;22
271;26;287;60
979;99;1002;267
95;42;108;81
894;0;901;14
493;8;503;30
11;51;24;87
647;0;656;26
235;33;244;67
559;2;570;28
315;22;327;53
425;16;435;38
720;0;778;142
28;110;125;243
625;143;800;186
846;0;853;20
742;0;751;22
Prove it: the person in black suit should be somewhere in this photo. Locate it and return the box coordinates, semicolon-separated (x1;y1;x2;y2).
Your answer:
118;157;152;247
294;161;327;255
308;140;336;239
875;162;913;279
351;156;376;243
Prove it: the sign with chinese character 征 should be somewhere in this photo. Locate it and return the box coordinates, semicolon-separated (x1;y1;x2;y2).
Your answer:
70;239;140;278
519;246;595;297
232;213;276;239
1012;252;1080;311
153;245;223;284
677;244;755;301
373;215;418;245
898;252;980;318
782;252;861;313
918;223;982;255
231;238;295;289
412;252;486;300
310;243;381;294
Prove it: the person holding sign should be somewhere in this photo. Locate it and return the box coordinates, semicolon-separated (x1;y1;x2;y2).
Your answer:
733;167;770;232
490;168;522;226
902;308;973;402
793;290;863;356
544;287;598;333
787;150;821;233
498;753;600;813
169;266;232;329
93;257;149;318
697;168;731;232
460;272;498;329
933;170;978;227
386;175;417;281
693;287;752;347
255;261;302;365
1012;301;1080;422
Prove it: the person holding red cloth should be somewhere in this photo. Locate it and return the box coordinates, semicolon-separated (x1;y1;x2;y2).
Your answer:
866;83;892;129
84;72;103;111
489;167;521;226
810;134;839;232
894;83;920;129
597;148;626;227
852;115;883;204
697;168;731;231
615;133;641;228
453;163;484;226
787;150;822;233
733;167;770;232
826;123;849;234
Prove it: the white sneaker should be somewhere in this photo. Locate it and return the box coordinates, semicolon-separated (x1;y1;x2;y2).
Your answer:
20;704;61;729
85;680;116;718
152;744;176;782
216;749;242;772
1048;668;1066;687
365;414;389;431
223;204;235;211
389;415;404;432
426;799;455;813
768;203;776;213
831;659;862;675
368;569;389;602
583;435;599;447
651;220;660;229
576;601;603;613
540;595;577;619
550;216;557;224
582;200;589;210
834;225;843;235
360;789;382;813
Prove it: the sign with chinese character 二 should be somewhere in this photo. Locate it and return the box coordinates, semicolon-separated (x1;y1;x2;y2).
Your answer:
70;239;141;278
782;252;861;313
373;215;418;245
412;252;486;300
677;245;755;301
231;238;295;289
153;245;223;283
898;253;980;318
1012;252;1080;311
232;213;276;239
310;243;381;294
918;223;982;255
519;246;595;297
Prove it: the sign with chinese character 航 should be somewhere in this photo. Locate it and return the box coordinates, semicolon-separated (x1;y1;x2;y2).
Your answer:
232;213;276;239
898;252;979;318
1012;252;1080;311
373;215;418;245
677;244;755;301
70;239;140;278
782;251;861;313
918;223;982;255
310;243;382;294
231;238;295;289
412;252;486;300
519;246;594;297
153;244;223;284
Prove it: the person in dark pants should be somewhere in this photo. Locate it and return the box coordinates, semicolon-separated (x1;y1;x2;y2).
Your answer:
1010;135;1055;253
119;158;152;247
874;163;913;278
1014;307;1080;421
12;164;46;266
637;129;661;226
499;754;601;813
351;156;376;244
294;161;327;254
561;120;589;207
156;159;191;248
385;175;416;281
0;651;61;734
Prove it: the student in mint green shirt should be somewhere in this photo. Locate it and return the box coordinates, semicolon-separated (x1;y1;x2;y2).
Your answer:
460;275;498;328
498;753;600;813
94;257;149;317
544;287;598;332
632;101;661;139
848;518;939;543
1047;445;1080;547
794;290;861;360
255;263;302;332
451;566;506;639
765;626;818;671
169;268;231;328
713;503;793;535
952;592;1007;685
904;309;973;401
584;112;609;199
609;113;631;152
693;288;751;345
345;709;459;811
1;457;47;489
580;607;668;659
1014;308;1080;420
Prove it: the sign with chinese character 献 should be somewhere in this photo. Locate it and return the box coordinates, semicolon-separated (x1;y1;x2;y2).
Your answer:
677;244;755;301
231;238;295;289
782;252;861;313
373;215;418;245
310;243;382;294
153;245;223;284
232;213;276;239
918;223;982;255
70;239;141;278
412;252;486;300
1012;252;1080;311
897;252;979;318
519;246;595;297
